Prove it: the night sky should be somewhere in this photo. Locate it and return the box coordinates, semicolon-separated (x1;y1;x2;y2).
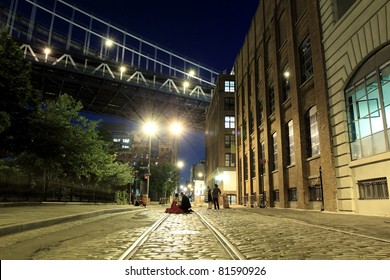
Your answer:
74;0;259;183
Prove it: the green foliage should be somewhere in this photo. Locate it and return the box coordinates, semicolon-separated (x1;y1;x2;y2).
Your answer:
115;190;129;205
0;111;10;133
0;29;42;157
0;30;132;193
149;163;179;198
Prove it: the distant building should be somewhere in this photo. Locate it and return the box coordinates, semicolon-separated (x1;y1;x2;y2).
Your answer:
190;160;205;203
102;122;178;197
205;74;237;204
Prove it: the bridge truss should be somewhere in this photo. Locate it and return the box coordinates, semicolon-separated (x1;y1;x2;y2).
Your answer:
0;0;218;130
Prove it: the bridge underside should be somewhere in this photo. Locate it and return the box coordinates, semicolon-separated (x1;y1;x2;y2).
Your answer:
31;63;210;131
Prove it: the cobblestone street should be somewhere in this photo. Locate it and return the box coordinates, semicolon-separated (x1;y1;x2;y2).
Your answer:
198;208;390;260
1;204;389;260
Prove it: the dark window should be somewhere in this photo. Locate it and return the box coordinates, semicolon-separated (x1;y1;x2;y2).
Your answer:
309;185;323;201
224;134;235;148
334;0;357;20
257;99;263;126
278;12;287;48
224;97;235;110
288;188;297;201
358;177;389;200
269;83;275;115
299;36;313;84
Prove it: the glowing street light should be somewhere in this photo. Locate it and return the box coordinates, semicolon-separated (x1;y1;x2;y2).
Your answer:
44;47;51;62
170;122;182;135
183;81;189;94
105;39;114;47
120;66;126;80
177;160;184;169
188;70;195;78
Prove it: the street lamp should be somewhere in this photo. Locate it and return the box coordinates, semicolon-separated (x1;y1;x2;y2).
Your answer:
120;66;126;80
44;47;51;62
183;81;189;94
143;122;157;199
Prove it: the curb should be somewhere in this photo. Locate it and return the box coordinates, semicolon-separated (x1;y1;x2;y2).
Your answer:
0;208;135;237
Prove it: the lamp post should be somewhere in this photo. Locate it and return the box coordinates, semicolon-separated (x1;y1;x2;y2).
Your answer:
143;122;157;199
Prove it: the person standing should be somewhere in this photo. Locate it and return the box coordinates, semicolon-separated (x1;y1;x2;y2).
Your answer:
212;184;221;210
206;186;212;209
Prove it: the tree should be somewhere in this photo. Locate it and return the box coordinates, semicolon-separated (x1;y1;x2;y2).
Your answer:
149;163;179;199
0;29;42;157
18;94;131;189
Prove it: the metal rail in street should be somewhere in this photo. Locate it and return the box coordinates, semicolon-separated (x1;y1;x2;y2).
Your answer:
118;211;245;260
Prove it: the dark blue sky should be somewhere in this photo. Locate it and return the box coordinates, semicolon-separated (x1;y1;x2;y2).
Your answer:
75;0;259;182
75;0;259;71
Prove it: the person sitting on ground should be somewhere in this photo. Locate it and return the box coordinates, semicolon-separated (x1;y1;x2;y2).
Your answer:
179;192;193;213
165;193;184;214
134;199;146;207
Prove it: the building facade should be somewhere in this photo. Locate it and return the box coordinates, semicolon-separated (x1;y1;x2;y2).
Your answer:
205;74;237;204
235;0;336;211
234;0;390;216
190;160;206;203
320;0;390;215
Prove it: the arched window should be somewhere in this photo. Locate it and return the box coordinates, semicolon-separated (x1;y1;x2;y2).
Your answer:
346;57;390;159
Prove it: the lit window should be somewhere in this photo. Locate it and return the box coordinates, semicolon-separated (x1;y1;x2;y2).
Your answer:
272;132;278;171
224;81;235;92
346;61;390;160
225;116;235;128
123;139;130;143
113;138;121;142
225;153;235;167
286;120;295;165
306;106;320;157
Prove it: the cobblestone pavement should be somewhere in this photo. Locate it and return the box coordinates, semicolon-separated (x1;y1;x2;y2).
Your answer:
198;208;390;260
1;204;390;260
131;212;231;260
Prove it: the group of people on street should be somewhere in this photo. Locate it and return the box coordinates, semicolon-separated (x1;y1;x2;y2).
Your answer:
165;192;193;214
165;184;222;214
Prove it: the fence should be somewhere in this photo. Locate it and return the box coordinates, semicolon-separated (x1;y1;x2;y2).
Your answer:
0;174;115;203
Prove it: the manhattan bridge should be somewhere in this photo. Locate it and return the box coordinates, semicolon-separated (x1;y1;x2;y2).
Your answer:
0;0;219;130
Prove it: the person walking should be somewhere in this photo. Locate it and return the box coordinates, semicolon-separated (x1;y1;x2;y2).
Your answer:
212;184;221;209
206;186;212;209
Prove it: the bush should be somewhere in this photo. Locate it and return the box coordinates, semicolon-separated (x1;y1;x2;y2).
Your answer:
115;190;129;205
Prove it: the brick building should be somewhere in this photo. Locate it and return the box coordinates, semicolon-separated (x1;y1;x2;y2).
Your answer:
234;0;390;215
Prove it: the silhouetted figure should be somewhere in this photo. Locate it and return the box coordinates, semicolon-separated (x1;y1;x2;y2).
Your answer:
206;186;212;209
179;192;193;213
212;184;222;209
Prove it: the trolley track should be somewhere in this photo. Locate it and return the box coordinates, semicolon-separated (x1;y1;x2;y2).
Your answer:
118;211;244;260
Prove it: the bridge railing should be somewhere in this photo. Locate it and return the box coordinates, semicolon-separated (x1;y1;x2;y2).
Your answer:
3;0;218;87
20;43;213;101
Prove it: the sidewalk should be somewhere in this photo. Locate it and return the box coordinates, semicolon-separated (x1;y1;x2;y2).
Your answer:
232;206;390;242
0;202;147;237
